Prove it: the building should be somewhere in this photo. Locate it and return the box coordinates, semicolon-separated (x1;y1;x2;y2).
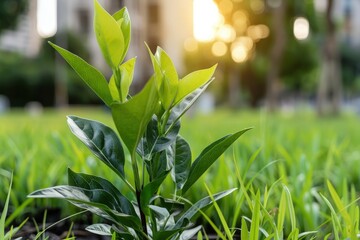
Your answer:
0;0;193;84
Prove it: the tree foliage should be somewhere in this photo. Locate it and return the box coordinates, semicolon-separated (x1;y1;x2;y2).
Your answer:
0;0;27;34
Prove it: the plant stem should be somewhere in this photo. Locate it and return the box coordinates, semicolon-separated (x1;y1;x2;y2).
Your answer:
160;110;171;135
136;190;148;236
131;152;148;236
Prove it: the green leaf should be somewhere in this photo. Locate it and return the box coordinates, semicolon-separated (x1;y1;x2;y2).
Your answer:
147;46;178;110
149;205;176;232
241;217;249;240
174;65;216;105
67;116;126;179
182;128;251;193
140;171;170;215
171;136;191;190
86;224;112;236
156;197;185;216
249;191;260;240
49;42;112;106
174;188;236;228
137;115;180;159
68;169;136;216
0;172;12;240
111;76;159;155
167;79;213;134
112;7;131;62
28;186;142;230
94;0;124;68
179;225;202;240
155;47;179;109
120;58;136;101
109;58;136;102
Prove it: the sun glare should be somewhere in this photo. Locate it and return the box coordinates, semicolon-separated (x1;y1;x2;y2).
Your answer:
193;0;222;42
37;0;57;38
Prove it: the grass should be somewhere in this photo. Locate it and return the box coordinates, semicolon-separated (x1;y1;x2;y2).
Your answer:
1;107;360;238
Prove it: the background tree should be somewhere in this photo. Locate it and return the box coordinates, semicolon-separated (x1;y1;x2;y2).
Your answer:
0;0;27;34
317;0;343;115
184;0;320;108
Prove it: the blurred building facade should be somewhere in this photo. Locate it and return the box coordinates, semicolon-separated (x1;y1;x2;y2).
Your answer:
0;0;192;84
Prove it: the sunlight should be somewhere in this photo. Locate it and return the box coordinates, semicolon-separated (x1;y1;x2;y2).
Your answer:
193;0;222;42
37;0;57;38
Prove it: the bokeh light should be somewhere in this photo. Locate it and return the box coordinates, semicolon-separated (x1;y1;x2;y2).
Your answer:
212;41;228;56
231;42;247;62
217;24;236;42
293;17;310;40
37;0;57;38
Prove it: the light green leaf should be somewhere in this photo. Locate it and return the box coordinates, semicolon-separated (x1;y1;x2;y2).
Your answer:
171;136;191;190
120;57;136;101
111;76;159;154
109;75;120;102
113;7;131;62
174;65;217;105
182;128;251;193
109;58;136;102
67;116;126;179
49;42;112;106
147;46;178;109
94;0;124;68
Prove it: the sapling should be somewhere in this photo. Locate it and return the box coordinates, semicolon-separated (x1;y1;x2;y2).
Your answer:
29;1;250;239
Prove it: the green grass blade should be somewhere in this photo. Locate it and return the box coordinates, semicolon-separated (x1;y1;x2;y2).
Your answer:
204;184;233;239
249;191;261;240
0;171;13;240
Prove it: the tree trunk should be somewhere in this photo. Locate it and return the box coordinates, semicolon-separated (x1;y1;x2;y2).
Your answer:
266;0;287;111
317;0;342;115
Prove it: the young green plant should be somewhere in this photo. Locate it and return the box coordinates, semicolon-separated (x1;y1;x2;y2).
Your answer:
28;1;250;239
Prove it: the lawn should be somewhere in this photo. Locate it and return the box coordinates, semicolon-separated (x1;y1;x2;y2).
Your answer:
1;107;360;238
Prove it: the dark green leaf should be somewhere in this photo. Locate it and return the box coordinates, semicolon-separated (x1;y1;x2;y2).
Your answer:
179;225;202;240
157;197;185;216
111;76;159;155
137;113;180;160
28;186;141;229
68;169;135;215
171;136;191;190
182;128;251;193
49;42;112;106
140;171;170;215
86;224;112;236
67;116;125;179
174;189;236;228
